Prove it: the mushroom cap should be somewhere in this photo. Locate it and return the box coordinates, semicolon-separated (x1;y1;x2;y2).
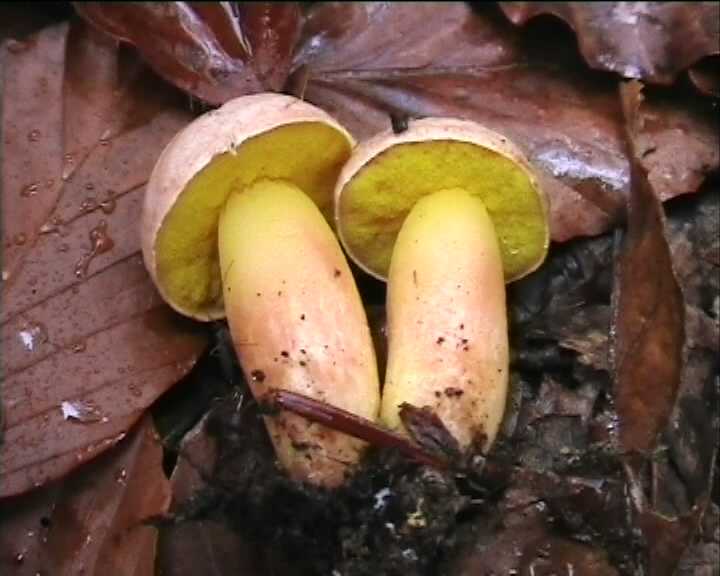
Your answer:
141;93;355;321
334;118;549;283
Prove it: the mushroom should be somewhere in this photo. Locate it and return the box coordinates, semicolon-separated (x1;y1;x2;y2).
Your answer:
141;93;380;487
334;118;549;452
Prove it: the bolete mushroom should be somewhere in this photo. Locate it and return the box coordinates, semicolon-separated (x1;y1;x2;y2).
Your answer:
334;118;549;452
141;93;380;487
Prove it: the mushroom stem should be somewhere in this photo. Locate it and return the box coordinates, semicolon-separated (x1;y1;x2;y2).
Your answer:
218;179;380;487
381;188;508;451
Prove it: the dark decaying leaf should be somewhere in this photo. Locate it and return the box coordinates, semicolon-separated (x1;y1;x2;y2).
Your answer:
609;82;719;576
499;2;720;86
446;485;620;576
688;56;720;98
157;415;263;576
398;403;462;462
633;91;719;203
0;2;72;43
677;502;720;576
289;2;718;243
662;191;720;517
611;82;685;455
0;21;206;498
72;2;301;105
0;416;170;575
638;506;707;576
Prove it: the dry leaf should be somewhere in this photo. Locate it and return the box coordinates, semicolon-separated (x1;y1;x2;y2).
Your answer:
0;416;170;576
447;489;620;575
500;2;720;86
0;21;206;498
73;2;301;105
611;82;685;455
157;415;263;576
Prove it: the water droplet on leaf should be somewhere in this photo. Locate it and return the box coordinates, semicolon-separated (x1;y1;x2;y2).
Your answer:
74;220;114;278
60;400;104;423
20;182;39;197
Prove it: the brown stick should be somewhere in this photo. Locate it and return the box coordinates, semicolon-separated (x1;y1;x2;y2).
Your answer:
261;389;448;469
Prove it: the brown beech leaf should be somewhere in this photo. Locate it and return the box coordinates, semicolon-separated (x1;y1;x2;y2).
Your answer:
73;2;301;105
157;415;263;576
611;81;685;455
499;2;720;86
0;416;170;575
0;22;206;498
290;2;718;242
63;20;186;181
634;92;719;203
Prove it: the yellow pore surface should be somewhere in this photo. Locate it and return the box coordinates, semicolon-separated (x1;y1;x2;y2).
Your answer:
338;141;549;282
155;122;352;317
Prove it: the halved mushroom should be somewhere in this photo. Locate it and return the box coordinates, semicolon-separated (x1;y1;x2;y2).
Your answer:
142;93;380;487
335;118;549;451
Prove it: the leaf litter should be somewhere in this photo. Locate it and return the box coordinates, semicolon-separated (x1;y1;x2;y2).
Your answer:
0;2;718;575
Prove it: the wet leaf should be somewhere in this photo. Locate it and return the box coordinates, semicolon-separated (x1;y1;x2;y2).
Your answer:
688;56;720;98
73;2;301;105
662;192;720;512
0;416;170;575
499;2;720;86
0;21;206;498
638;507;705;576
634;91;719;204
611;82;685;455
157;414;263;576
289;2;718;242
446;489;620;575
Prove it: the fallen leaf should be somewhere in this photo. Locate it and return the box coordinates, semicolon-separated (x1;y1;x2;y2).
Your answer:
0;416;170;575
677;502;720;576
73;2;301;105
0;21;206;498
157;414;263;576
289;2;718;242
446;488;620;575
0;2;71;42
611;82;685;455
63;19;185;180
499;2;720;86
662;192;720;511
634;92;719;203
526;376;599;424
638;507;705;576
